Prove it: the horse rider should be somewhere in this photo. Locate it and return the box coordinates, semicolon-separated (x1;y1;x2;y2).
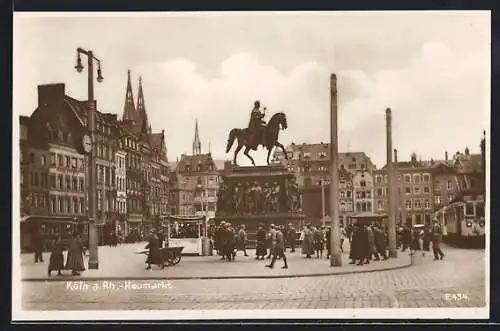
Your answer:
248;100;267;148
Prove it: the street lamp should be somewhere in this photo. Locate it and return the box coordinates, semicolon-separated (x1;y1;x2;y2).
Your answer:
74;47;104;269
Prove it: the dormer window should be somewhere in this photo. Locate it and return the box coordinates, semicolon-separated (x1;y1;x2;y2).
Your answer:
319;152;327;159
304;152;311;159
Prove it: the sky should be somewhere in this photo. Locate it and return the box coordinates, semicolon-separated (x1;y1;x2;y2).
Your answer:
13;11;490;168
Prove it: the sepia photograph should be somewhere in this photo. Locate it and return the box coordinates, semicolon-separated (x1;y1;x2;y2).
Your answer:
12;11;490;320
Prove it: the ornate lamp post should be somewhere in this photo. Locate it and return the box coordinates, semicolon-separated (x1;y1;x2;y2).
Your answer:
74;48;104;269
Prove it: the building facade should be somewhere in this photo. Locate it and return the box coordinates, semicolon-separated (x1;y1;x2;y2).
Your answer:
20;71;170;245
352;169;374;214
169;122;218;219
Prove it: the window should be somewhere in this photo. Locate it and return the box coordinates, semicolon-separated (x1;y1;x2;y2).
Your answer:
376;188;383;197
413;174;421;184
356;203;361;212
79;178;84;191
71;157;77;168
51;197;56;213
434;195;441;205
339;180;346;188
448;195;454;203
447;180;453;190
423;186;430;194
66;156;71;168
404;174;411;183
65;176;71;190
434;181;441;191
360;180;366;187
72;177;77;191
340;191;346;199
465;202;474;216
41;155;46;166
366;191;372;199
50;174;56;188
80;198;85;214
424;200;431;209
423;174;430;182
404;186;411;194
73;198;78;213
57;155;63;167
58;198;63;213
367;202;372;212
414;187;421;194
414;199;422;209
416;214;423;224
406;200;412;209
57;175;63;189
50;153;56;165
377;201;383;210
346;191;352;198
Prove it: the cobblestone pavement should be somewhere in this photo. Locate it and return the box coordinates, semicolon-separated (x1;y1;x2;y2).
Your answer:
21;243;410;279
21;245;485;310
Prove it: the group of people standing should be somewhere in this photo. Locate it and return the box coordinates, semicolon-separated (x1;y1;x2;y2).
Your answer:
300;223;348;259
397;221;445;260
213;222;249;262
47;231;86;276
348;222;389;265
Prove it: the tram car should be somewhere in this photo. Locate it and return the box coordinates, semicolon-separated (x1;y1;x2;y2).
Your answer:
434;192;485;248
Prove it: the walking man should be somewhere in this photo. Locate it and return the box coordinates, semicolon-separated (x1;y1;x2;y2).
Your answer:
266;225;288;269
431;219;445;260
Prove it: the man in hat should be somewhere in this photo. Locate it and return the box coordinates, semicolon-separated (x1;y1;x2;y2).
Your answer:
266;225;288;269
266;223;277;259
431;219;445;260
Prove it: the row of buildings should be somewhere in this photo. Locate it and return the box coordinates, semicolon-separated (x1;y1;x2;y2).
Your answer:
272;139;486;226
19;73;486;248
19;71;222;247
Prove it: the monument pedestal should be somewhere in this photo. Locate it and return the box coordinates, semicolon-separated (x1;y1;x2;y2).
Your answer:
216;164;304;245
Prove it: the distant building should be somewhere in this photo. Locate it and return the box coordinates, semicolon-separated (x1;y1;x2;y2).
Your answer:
169;121;219;219
352;169;374;214
272;142;375;224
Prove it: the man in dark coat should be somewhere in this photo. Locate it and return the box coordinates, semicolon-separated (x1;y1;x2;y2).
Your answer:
266;225;288;269
236;225;248;256
373;224;388;260
255;224;267;260
431;220;445;260
401;225;411;252
48;236;64;276
287;223;296;253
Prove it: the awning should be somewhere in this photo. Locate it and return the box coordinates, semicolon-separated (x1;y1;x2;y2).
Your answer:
127;217;142;223
352;212;388;220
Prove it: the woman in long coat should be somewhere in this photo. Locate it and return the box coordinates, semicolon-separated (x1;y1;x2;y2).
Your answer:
301;224;314;258
255;225;267;260
64;232;85;276
366;225;377;262
48;236;64;276
145;231;164;269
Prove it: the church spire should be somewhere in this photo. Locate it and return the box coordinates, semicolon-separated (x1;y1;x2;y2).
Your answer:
122;69;136;122
193;119;201;155
137;76;150;134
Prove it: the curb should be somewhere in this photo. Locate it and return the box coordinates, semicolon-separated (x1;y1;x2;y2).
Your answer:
21;260;412;282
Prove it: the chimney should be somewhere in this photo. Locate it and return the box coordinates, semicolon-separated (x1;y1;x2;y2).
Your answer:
38;83;65;108
394;149;398;163
445;151;448;160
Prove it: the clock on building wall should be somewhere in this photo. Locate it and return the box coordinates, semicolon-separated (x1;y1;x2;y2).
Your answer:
81;134;93;154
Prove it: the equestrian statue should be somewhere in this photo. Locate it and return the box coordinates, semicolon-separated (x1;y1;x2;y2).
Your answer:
226;100;289;166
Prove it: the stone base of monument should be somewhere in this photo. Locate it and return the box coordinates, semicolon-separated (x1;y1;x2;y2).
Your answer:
216;164;304;248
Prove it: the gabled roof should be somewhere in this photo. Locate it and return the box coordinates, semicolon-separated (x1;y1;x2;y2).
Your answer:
177;153;217;173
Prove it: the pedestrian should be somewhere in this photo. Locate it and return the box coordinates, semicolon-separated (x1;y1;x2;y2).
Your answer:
265;225;288;269
145;230;164;270
431;220;445;260
236;225;248;256
366;224;377;263
266;224;277;259
33;230;44;263
158;230;165;249
64;232;86;276
287;223;296;253
326;227;332;258
255;224;267;260
373;224;388;260
48;236;64;276
423;225;431;253
313;226;324;258
401;225;411;252
301;223;314;258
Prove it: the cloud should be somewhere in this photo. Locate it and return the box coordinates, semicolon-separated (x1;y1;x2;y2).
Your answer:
136;40;487;167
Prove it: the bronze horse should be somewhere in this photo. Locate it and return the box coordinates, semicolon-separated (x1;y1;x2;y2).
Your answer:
226;112;289;166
